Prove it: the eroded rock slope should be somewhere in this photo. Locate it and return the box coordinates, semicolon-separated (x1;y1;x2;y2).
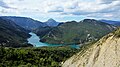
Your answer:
63;28;120;67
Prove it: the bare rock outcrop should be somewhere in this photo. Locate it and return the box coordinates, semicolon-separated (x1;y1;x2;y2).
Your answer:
63;29;120;67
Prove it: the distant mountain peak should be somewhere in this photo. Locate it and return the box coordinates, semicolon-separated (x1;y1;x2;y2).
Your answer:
45;18;60;27
47;18;56;22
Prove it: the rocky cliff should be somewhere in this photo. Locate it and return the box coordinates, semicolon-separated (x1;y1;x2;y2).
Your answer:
62;28;120;67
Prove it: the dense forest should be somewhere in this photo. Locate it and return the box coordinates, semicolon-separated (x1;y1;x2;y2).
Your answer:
0;46;79;67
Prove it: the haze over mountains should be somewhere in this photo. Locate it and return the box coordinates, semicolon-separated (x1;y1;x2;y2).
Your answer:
1;16;47;31
100;20;120;26
1;16;61;30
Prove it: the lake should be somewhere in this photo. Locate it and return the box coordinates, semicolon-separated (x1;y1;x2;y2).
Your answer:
28;32;80;49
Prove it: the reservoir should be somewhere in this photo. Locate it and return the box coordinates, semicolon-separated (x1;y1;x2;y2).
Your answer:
28;32;80;49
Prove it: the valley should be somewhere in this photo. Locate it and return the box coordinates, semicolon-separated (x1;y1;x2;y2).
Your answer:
1;16;116;48
0;0;120;67
0;16;119;67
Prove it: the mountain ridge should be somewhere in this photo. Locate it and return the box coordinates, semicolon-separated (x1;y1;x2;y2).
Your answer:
1;16;47;31
100;19;120;26
0;17;32;47
38;19;116;45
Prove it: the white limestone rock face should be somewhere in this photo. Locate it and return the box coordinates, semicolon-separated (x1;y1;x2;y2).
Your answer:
62;31;120;67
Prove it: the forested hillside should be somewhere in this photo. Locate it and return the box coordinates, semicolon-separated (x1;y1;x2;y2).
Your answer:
0;47;79;67
38;19;116;45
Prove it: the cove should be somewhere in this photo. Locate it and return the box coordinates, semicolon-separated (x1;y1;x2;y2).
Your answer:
28;32;80;49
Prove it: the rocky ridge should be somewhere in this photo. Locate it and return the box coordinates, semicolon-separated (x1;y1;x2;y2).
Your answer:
62;28;120;67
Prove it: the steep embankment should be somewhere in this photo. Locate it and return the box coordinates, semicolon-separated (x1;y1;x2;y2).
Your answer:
62;28;120;67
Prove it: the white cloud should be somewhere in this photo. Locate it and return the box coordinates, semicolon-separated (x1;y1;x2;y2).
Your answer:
0;0;120;21
0;0;14;8
96;0;119;4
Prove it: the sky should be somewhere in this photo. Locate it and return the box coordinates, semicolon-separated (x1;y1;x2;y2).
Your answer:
0;0;120;22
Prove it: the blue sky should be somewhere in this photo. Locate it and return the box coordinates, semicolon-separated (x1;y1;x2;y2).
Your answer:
0;0;120;22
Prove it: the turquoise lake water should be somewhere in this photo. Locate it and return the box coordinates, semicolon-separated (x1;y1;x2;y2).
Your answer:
28;32;80;49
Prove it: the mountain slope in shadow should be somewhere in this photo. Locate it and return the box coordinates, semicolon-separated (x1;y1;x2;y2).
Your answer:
0;17;32;47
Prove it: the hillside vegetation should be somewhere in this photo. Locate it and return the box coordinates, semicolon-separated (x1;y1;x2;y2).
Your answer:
0;47;79;67
38;19;116;45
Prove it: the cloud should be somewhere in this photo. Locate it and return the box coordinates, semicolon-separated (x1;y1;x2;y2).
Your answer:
42;0;64;13
64;1;78;9
56;0;120;20
18;0;24;1
97;0;119;4
0;0;120;21
0;0;12;8
47;6;64;12
63;0;120;14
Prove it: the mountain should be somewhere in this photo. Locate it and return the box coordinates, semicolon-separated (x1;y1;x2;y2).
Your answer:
0;17;32;47
100;20;120;26
1;16;47;31
38;19;116;45
45;18;60;27
62;28;120;67
34;26;54;38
